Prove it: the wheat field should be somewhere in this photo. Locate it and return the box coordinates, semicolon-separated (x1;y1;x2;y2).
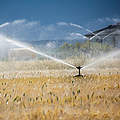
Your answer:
0;60;120;120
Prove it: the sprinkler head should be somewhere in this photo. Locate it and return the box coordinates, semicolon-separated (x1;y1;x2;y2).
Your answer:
76;66;82;70
74;66;83;77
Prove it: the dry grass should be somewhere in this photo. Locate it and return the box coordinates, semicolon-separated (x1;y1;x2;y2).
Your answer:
0;58;119;120
0;69;120;120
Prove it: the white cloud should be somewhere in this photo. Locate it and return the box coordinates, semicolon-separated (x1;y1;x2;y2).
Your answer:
12;19;39;27
112;18;120;23
97;17;120;24
45;24;56;31
105;17;112;22
97;18;104;23
12;19;26;25
25;21;39;26
57;22;68;26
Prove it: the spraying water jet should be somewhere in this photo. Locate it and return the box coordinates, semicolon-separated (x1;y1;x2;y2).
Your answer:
0;35;76;69
70;23;102;40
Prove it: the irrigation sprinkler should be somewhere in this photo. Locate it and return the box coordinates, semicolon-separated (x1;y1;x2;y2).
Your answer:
74;66;83;77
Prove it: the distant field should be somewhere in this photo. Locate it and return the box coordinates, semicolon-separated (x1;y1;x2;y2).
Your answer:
0;57;120;71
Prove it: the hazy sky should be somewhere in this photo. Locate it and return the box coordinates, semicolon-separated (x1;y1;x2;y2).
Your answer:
0;0;120;26
0;0;120;42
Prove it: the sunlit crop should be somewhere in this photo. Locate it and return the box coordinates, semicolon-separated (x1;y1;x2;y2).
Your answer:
0;63;120;120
